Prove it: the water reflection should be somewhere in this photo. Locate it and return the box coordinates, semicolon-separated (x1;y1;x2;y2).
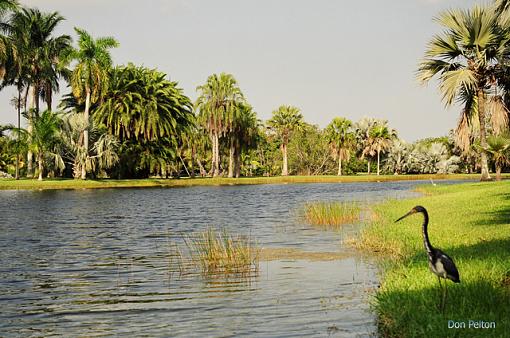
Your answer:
0;180;465;336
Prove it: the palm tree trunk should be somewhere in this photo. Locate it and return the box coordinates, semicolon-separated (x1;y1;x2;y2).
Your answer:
26;85;37;178
228;137;234;178
15;87;21;180
496;165;502;181
478;90;491;181
46;83;52;111
38;153;43;181
282;143;288;176
234;139;241;178
377;149;380;175
81;86;91;180
212;132;221;177
367;159;371;175
338;156;342;176
190;143;196;178
209;134;216;176
197;158;207;177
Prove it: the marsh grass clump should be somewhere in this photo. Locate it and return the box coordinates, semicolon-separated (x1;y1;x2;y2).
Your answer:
303;201;362;228
184;228;259;276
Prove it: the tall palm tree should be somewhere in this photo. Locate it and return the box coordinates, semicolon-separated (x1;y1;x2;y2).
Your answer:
267;105;304;176
486;133;510;180
325;117;355;176
6;8;70;177
355;117;378;174
417;5;510;181
369;123;396;175
68;27;118;179
229;103;258;178
196;73;244;177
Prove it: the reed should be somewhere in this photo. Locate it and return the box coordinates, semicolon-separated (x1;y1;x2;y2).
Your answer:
184;228;259;276
303;201;361;228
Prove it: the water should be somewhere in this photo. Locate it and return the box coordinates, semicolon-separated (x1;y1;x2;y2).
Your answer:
0;180;463;337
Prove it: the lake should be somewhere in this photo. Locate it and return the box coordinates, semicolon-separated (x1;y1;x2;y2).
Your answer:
0;180;460;337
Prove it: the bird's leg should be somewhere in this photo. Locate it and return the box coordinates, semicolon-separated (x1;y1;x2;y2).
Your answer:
442;281;448;314
437;276;443;311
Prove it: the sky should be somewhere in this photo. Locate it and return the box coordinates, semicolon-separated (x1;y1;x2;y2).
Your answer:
0;0;481;141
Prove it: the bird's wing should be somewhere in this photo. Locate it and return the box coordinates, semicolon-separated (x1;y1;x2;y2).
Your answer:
436;249;460;283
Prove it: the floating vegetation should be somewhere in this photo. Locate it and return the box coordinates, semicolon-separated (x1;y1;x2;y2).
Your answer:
303;201;362;228
184;228;259;276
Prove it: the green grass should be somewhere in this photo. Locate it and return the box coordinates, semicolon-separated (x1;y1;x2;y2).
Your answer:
356;181;510;337
184;228;259;276
303;201;361;229
0;173;496;190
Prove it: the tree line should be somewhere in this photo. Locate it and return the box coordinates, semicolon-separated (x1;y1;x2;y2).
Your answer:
1;0;510;181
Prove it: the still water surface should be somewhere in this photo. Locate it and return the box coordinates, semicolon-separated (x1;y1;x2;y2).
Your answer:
0;180;462;337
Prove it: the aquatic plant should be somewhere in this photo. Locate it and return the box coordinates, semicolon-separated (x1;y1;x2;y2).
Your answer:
184;228;259;276
303;201;361;228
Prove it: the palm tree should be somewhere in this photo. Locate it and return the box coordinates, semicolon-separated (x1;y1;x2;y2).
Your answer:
23;110;63;180
369;123;396;175
385;140;410;175
0;0;17;71
325;117;355;176
68;27;118;179
60;113;119;178
355;117;378;174
486;133;510;180
229;103;259;178
496;0;510;14
93;64;194;178
267;105;304;176
196;73;244;177
417;5;510;181
7;8;71;177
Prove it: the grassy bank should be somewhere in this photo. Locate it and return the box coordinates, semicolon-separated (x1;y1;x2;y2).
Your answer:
357;181;510;337
0;173;494;190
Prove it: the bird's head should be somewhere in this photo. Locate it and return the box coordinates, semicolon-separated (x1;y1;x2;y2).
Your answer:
395;205;426;223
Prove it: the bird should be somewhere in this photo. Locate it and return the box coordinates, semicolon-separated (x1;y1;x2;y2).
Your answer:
395;205;459;312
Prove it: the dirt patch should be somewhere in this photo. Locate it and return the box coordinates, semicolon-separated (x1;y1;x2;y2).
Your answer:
259;247;349;261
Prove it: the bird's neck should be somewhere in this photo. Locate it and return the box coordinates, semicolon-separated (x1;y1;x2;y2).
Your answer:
421;210;434;254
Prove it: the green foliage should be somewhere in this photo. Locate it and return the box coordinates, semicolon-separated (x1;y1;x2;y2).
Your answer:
288;123;333;175
0;126;17;174
93;64;194;178
96;64;194;142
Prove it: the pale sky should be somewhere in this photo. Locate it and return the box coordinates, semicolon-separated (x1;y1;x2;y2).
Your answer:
0;0;481;141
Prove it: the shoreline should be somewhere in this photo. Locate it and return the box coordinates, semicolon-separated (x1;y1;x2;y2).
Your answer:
0;173;497;191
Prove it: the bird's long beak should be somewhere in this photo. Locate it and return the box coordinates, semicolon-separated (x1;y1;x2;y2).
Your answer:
395;210;414;223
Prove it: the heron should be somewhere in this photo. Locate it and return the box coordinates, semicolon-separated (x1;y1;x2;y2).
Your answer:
395;205;459;312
